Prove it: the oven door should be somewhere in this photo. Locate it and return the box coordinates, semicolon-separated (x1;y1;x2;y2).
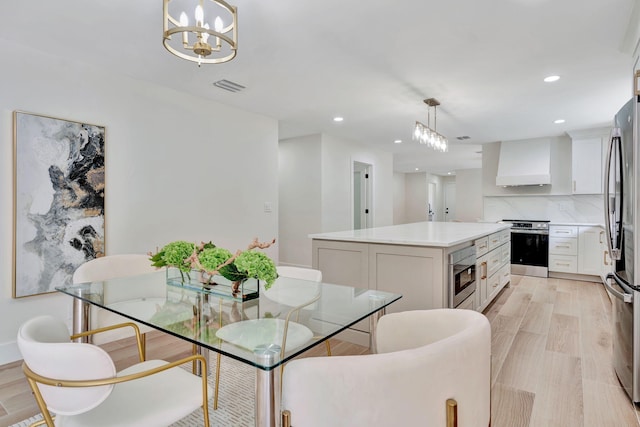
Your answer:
450;256;476;308
510;230;549;277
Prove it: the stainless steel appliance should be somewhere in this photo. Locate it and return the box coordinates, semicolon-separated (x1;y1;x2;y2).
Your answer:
604;96;640;403
501;219;549;278
449;245;476;308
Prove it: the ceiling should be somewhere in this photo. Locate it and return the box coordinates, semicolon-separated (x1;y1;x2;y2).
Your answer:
1;0;637;174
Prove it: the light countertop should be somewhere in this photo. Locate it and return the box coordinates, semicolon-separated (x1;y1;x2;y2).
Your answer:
549;222;604;228
309;221;511;248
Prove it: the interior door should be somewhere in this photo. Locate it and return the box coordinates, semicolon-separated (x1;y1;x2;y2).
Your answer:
353;162;372;230
428;182;436;221
444;182;456;222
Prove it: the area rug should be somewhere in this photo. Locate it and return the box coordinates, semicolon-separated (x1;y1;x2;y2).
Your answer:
10;355;256;427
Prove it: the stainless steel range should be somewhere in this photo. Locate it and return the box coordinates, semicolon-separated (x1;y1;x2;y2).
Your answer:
501;219;550;278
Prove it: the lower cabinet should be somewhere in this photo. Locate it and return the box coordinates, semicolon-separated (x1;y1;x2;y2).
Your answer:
548;225;608;280
475;232;510;312
458;293;476;310
312;239;445;346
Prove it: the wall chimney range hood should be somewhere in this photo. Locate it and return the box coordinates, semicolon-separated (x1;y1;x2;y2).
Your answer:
495;139;551;187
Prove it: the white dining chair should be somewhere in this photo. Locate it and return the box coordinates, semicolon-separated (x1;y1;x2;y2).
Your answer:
17;315;211;427
72;254;160;358
212;266;324;409
281;309;491;427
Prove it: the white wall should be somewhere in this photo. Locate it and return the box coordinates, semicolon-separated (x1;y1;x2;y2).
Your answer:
278;133;394;267
393;172;406;224
0;39;279;364
278;136;322;267
405;173;428;223
321;134;394;232
455;169;483;221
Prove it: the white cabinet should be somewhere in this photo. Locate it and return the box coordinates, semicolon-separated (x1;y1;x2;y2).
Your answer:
549;254;578;273
577;226;607;277
549;237;578;256
549;225;578;273
548;224;608;279
572;138;603;194
458;293;476;310
569;128;610;195
476;231;510;312
475;253;488;309
312;239;445;346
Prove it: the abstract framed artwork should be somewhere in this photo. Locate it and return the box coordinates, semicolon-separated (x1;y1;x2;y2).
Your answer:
13;111;105;298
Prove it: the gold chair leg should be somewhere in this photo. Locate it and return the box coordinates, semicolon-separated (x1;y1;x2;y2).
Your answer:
325;339;332;356
192;343;198;374
214;352;221;410
447;398;458;427
282;409;291;427
25;375;56;427
140;332;147;360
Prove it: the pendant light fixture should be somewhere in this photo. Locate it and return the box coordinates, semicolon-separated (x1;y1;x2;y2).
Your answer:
163;0;238;66
413;98;448;152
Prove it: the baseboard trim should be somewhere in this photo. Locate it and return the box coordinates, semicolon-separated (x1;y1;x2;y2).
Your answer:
548;271;603;283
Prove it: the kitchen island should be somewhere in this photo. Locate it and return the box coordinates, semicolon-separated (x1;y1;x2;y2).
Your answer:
310;221;511;345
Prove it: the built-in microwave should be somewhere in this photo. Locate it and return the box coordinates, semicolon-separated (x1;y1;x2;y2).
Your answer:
449;245;477;308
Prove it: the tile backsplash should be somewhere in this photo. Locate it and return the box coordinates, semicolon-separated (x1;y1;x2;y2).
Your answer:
483;195;604;224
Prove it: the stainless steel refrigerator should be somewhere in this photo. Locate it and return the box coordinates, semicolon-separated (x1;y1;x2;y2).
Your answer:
604;96;640;402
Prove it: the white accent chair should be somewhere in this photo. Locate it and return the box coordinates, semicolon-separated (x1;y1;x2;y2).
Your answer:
72;254;160;358
212;266;324;409
275;266;322;283
17;315;211;427
281;309;491;427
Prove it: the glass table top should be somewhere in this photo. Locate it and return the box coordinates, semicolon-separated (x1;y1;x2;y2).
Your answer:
56;270;402;370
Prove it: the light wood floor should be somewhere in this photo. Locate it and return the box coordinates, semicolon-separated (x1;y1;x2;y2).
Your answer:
0;275;638;426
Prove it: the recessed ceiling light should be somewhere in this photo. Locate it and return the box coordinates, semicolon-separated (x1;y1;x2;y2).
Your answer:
554;119;566;124
544;75;560;83
333;117;344;122
447;172;452;175
394;139;402;144
415;168;419;171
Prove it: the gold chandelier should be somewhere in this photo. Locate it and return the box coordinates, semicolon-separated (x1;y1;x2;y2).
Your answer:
163;0;238;66
413;98;448;152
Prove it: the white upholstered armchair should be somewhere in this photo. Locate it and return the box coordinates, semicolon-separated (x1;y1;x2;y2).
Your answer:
72;254;160;357
281;308;491;427
17;315;211;427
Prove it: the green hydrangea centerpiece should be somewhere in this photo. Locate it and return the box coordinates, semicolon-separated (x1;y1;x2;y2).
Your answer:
149;238;278;292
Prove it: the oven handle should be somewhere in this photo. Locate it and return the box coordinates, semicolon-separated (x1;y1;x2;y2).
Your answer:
510;229;549;235
605;273;633;303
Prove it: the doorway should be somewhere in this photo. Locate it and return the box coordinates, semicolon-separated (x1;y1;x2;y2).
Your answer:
353;161;372;230
444;181;456;222
428;182;436;221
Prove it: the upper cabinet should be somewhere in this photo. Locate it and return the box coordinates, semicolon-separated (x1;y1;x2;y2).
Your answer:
568;128;611;195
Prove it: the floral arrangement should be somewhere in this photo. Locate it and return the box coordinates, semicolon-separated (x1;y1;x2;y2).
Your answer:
149;238;278;291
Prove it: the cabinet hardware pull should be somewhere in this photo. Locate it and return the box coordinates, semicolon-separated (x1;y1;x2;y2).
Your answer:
604;250;609;265
599;231;604;244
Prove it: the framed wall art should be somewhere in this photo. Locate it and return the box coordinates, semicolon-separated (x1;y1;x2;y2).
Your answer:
13;111;105;298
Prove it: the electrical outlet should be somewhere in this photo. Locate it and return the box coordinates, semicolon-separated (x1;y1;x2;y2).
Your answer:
264;202;272;213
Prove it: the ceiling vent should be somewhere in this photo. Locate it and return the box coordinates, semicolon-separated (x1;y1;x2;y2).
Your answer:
212;79;245;92
496;139;551;186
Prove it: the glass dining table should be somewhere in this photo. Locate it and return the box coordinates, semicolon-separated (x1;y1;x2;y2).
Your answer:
56;270;402;427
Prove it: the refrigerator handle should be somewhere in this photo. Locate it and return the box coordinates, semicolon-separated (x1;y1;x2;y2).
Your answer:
604;129;621;261
605;273;633;303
